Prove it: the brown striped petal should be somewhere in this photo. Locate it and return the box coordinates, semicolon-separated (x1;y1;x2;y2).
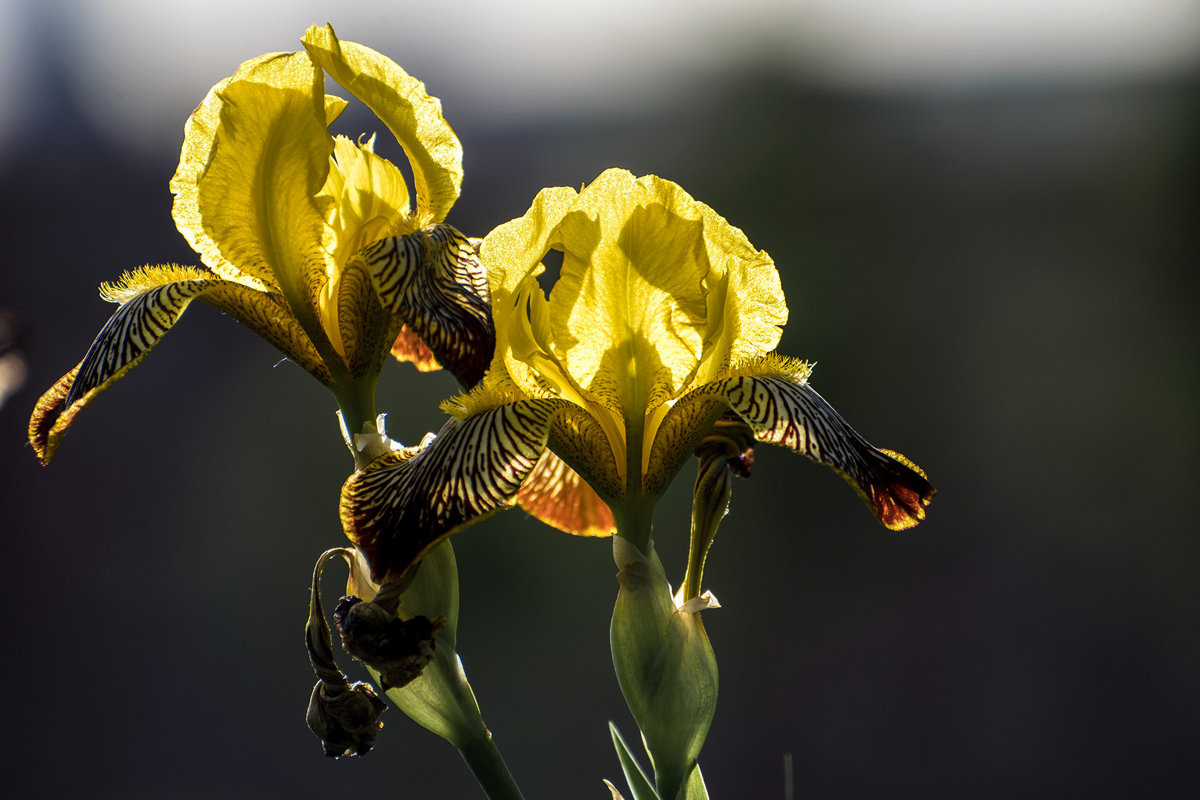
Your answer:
651;358;935;530
28;265;327;465
350;224;494;388
341;398;577;583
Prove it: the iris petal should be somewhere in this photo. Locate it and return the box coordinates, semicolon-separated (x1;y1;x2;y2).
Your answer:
517;451;616;537
341;398;576;583
655;356;935;529
351;225;494;388
173;52;333;314
28;265;328;465
302;24;462;228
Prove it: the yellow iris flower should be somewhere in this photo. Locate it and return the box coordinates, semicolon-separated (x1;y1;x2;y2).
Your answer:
341;168;934;585
29;25;492;465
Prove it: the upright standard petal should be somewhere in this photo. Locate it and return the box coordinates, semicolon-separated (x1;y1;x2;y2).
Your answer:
28;265;328;465
171;52;283;291
303;24;463;228
481;169;788;481
183;51;336;362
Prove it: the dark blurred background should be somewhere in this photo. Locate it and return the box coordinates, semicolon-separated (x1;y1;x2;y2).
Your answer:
2;1;1198;798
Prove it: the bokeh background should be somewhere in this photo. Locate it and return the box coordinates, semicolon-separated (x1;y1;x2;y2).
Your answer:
2;0;1197;797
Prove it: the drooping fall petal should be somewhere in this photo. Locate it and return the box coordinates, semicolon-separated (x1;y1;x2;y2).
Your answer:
302;24;462;228
28;265;329;464
654;356;935;529
341;399;574;583
350;225;494;388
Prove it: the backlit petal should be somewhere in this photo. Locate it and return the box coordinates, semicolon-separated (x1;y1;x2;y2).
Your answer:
302;24;462;228
175;50;335;357
351;225;494;388
28;265;328;465
483;184;589;402
390;325;441;373
171;52;280;291
666;356;935;529
516;451;616;537
341;398;575;583
320;135;412;268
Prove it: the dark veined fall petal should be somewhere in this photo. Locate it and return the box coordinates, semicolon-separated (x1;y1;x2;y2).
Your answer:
350;224;494;388
341;398;577;584
651;360;935;530
28;265;328;465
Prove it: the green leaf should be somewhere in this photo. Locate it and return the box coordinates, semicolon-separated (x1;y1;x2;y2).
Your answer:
675;764;709;800
608;722;661;800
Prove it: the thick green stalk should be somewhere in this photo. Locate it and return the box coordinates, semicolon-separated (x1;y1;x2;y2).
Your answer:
459;735;525;800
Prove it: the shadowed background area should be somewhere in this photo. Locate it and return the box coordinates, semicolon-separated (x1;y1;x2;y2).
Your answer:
2;1;1197;798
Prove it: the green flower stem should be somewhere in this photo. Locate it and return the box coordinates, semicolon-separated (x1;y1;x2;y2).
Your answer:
334;377;380;453
459;733;526;800
378;650;524;800
376;541;525;800
617;413;656;554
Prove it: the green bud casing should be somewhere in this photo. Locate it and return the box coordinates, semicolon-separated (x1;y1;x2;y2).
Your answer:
610;537;718;800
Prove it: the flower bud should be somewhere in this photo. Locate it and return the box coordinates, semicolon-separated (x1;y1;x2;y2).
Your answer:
610;537;718;800
306;679;387;758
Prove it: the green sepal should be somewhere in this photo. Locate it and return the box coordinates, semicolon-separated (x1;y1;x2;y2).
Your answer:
393;538;461;648
373;644;483;749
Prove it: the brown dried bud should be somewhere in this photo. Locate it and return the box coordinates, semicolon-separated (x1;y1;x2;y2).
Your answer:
305;679;387;758
334;596;445;690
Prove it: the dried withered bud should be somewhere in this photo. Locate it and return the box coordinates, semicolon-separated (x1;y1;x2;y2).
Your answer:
306;679;387;758
334;596;445;690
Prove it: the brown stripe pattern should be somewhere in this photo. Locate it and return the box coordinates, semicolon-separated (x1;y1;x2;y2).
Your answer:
67;279;215;407
354;223;494;388
702;374;935;530
341;398;574;583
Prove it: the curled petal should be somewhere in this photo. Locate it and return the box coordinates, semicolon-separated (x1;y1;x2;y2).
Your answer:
351;225;493;388
173;50;334;357
341;397;581;583
653;356;935;529
329;256;401;380
170;52;282;290
28;266;327;465
303;24;462;227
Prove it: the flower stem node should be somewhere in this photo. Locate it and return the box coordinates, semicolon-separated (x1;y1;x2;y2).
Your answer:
334;595;445;690
305;679;387;758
